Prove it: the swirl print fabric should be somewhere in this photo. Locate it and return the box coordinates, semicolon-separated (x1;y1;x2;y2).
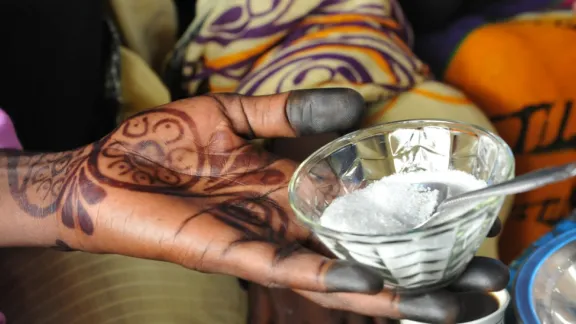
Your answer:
180;0;430;104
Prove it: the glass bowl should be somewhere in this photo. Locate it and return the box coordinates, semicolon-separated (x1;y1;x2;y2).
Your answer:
288;119;515;293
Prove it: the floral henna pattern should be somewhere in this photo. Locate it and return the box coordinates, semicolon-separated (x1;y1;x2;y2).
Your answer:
7;148;105;235
91;108;284;193
8;106;297;250
89;109;205;192
88;108;295;246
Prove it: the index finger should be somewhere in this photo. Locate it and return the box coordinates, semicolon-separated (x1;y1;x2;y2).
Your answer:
211;240;386;294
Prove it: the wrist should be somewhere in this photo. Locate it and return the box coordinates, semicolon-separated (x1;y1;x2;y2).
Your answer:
0;148;88;247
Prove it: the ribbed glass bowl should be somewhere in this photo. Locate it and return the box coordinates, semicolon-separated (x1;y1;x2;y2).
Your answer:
288;119;515;293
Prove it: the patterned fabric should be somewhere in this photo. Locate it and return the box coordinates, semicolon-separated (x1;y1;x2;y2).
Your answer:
178;0;430;107
0;248;247;324
441;12;576;263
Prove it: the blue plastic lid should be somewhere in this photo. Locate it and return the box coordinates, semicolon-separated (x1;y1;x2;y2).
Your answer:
513;225;576;323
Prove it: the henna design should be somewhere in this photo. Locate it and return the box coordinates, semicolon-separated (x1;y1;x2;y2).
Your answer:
8;106;295;249
89;109;204;192
7;148;106;235
88;108;294;246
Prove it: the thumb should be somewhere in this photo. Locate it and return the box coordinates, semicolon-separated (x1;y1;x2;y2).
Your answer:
207;88;366;138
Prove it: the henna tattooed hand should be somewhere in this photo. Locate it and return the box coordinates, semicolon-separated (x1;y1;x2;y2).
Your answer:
3;88;508;323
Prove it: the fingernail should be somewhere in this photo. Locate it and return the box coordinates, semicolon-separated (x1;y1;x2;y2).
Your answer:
324;260;384;293
286;88;365;136
398;291;459;324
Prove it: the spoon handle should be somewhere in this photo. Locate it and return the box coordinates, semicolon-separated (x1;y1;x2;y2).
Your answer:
440;161;576;208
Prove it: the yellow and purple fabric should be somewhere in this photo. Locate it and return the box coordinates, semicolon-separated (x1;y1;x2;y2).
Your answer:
175;0;503;143
180;0;429;104
411;1;576;263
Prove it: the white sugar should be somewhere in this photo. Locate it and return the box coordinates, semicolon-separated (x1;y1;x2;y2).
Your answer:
320;170;487;235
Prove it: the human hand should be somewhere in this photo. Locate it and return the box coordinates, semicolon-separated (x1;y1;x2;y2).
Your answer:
247;222;505;324
6;89;508;323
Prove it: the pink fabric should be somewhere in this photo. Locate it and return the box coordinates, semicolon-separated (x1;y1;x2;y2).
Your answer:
0;109;22;150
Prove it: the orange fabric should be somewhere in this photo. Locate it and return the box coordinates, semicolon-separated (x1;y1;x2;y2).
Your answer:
410;88;473;105
205;35;284;69
445;19;576;263
300;14;399;29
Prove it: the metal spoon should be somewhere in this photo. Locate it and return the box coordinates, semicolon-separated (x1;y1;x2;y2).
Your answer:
413;161;576;229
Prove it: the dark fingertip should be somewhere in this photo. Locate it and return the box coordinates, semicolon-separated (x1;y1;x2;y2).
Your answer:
324;261;384;293
486;218;502;237
398;291;459;324
448;257;510;292
238;278;250;291
286;88;366;136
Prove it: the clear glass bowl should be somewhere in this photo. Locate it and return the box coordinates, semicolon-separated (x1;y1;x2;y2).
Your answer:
288;119;515;293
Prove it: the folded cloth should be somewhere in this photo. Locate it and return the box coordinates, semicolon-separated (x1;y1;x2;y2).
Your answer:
172;0;430;105
412;6;576;263
0;109;22;150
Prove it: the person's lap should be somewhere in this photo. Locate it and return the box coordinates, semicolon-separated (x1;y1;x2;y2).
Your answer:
0;248;247;324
